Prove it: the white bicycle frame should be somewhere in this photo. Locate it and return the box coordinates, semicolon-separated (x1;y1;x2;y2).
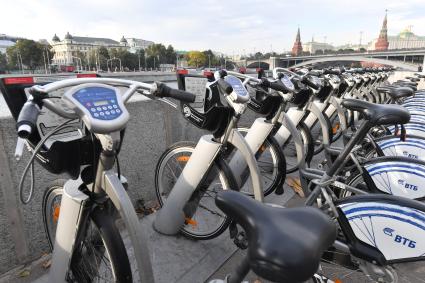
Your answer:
154;76;264;235
25;78;159;283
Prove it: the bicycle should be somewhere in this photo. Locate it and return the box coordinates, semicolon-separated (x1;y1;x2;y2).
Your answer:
154;70;265;240
286;97;425;282
14;77;196;282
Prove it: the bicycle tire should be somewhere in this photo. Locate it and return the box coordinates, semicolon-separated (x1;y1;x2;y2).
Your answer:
155;141;238;240
235;127;286;196
42;179;66;250
282;122;314;173
43;184;132;282
69;202;132;282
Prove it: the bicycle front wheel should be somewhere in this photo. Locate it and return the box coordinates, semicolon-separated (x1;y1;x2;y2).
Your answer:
236;127;286;196
155;141;237;240
69;202;133;282
43;183;132;282
42;179;66;250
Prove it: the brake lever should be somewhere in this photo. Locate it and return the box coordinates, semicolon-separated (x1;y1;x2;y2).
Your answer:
137;89;179;109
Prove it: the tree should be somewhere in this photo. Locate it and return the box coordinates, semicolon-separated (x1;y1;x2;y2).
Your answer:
165;45;176;64
202;50;220;68
96;46;109;70
186;51;206;68
6;39;53;72
0;52;7;73
146;43;166;69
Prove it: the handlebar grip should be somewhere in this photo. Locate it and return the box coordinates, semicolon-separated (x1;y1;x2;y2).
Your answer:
260;78;289;93
302;76;320;90
217;79;233;95
154;82;196;103
16;101;40;138
323;69;341;75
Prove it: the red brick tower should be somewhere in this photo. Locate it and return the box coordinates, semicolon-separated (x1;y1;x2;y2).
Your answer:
291;27;303;56
375;11;389;51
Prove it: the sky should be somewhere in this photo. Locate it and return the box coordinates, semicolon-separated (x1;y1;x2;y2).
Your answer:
1;0;425;55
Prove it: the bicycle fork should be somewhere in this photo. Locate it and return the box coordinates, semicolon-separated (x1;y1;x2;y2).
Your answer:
49;179;89;283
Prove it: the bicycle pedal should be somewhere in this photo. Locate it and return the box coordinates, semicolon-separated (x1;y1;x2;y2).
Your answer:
275;186;284;195
233;231;248;249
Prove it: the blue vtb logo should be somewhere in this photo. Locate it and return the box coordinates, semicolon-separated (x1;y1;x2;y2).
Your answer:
383;227;394;236
383;227;416;248
397;180;418;191
402;151;418;159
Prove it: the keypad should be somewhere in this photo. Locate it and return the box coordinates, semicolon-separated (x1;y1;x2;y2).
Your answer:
72;87;123;121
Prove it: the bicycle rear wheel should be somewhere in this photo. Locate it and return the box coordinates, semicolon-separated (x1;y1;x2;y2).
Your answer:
155;141;238;240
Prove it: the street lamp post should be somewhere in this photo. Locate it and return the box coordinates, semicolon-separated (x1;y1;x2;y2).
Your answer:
72;56;82;72
45;48;51;74
117;57;122;72
16;52;23;74
107;57;122;72
138;52;141;72
42;52;48;74
107;58;112;72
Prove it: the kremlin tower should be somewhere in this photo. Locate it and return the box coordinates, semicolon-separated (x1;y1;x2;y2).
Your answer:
375;11;389;51
291;27;303;56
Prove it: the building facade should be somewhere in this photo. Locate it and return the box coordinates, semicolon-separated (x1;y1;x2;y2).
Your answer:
369;27;425;51
368;12;425;51
50;32;129;65
0;40;15;54
126;38;154;53
387;28;425;50
0;34;19;54
302;41;334;54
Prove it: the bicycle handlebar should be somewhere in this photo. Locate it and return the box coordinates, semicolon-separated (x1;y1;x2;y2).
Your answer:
16;101;40;138
16;78;198;138
259;78;290;93
301;76;320;90
152;82;196;103
217;79;233;95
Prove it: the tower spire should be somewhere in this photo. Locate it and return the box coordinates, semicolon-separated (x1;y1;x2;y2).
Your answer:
292;27;303;56
375;10;389;51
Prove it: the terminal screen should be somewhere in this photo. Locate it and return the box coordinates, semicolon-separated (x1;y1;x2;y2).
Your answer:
93;100;109;106
224;75;248;97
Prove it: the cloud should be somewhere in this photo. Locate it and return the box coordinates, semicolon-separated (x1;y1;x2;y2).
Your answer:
1;0;424;54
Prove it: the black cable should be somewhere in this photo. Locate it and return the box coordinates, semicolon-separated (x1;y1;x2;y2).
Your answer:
90;132;97;193
116;156;121;180
19;119;75;204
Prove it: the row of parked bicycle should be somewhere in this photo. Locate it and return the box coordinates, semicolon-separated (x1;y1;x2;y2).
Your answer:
4;64;425;282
